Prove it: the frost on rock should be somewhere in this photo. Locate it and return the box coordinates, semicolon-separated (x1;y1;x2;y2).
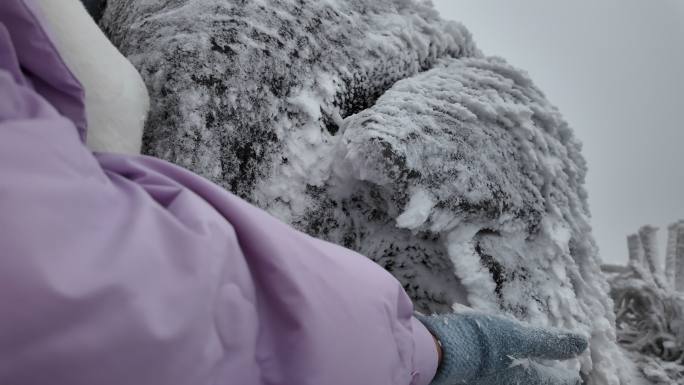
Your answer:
101;1;632;383
331;57;631;384
100;0;476;205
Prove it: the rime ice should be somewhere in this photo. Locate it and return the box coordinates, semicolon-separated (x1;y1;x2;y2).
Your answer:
101;1;636;383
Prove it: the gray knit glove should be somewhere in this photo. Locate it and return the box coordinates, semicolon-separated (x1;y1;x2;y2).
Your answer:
414;312;588;385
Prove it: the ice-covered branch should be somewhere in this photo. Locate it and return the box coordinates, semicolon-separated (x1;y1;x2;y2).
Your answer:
675;223;684;293
628;233;645;267
604;221;684;383
639;225;662;279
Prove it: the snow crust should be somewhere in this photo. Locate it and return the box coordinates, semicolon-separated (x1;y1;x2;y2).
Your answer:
101;1;637;383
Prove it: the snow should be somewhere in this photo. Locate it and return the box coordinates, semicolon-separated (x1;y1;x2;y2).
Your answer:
100;0;644;383
34;0;148;155
396;188;435;230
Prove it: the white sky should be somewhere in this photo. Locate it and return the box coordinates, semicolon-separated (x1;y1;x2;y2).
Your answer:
432;0;684;264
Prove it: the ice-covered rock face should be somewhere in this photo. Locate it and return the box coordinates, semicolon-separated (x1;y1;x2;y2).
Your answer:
101;1;633;383
101;0;475;202
333;57;590;314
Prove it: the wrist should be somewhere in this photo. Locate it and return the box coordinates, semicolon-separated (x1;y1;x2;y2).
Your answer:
414;312;485;385
430;331;443;369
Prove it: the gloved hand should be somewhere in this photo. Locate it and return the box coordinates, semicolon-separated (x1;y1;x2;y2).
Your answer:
414;311;588;385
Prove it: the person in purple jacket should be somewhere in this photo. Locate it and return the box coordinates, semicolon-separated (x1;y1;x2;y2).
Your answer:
0;0;588;384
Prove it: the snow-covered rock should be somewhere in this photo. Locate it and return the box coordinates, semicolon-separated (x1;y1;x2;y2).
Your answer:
101;0;475;199
100;1;635;383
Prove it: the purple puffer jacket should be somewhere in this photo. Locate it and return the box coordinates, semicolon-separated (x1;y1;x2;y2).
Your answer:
0;1;438;384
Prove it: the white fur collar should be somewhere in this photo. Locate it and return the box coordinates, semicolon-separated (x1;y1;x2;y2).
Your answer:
33;0;149;155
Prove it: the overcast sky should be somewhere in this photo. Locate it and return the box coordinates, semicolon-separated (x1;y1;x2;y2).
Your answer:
432;0;684;264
